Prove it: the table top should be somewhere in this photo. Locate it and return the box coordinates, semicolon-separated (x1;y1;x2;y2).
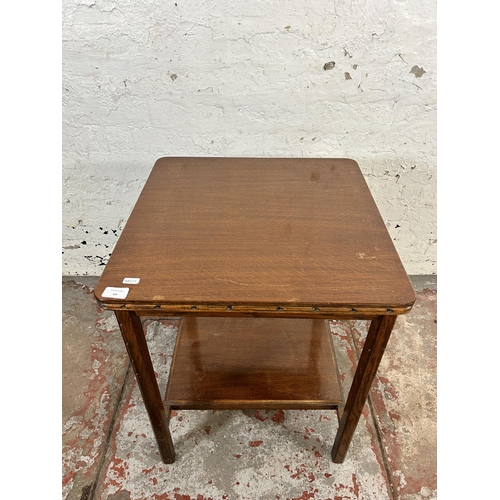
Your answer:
95;157;415;316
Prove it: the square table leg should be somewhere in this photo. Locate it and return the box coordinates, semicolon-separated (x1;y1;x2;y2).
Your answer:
331;314;397;463
115;310;175;464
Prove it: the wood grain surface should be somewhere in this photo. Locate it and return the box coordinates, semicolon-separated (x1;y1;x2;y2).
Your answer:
165;317;343;410
95;157;415;314
114;310;175;463
331;314;397;463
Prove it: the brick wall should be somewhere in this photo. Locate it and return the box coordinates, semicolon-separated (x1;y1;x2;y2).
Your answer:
62;0;436;275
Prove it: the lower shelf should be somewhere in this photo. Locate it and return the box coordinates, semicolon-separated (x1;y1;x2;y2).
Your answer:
164;317;344;410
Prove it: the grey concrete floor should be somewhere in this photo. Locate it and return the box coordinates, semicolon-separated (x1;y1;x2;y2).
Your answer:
62;276;436;500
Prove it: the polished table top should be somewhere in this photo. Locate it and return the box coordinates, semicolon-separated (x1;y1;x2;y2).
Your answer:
95;157;415;316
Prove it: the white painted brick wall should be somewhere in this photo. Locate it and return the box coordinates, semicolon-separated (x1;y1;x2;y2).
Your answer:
62;0;436;275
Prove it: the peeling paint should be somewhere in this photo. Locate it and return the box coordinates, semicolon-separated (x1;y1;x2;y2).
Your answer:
410;65;426;78
62;278;130;500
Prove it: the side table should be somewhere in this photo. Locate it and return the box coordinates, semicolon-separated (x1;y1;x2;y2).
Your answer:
94;157;415;464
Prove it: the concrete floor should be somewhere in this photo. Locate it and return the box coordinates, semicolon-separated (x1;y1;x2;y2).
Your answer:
62;276;436;500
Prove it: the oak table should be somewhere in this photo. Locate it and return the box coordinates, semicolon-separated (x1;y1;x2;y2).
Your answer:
94;157;416;464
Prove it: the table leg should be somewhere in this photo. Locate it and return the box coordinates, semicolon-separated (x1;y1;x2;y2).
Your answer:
331;314;397;463
115;310;175;464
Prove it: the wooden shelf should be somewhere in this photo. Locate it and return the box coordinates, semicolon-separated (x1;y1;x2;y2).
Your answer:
164;317;344;410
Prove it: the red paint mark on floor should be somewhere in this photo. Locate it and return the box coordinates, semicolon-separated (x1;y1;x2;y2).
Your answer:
290;463;316;481
254;410;267;421
290;489;318;500
330;322;351;343
249;440;263;447
106;458;129;488
174;494;191;500
388;410;401;421
377;376;399;400
352;473;360;497
62;472;74;488
171;488;211;500
304;427;316;440
63;312;127;488
272;409;285;423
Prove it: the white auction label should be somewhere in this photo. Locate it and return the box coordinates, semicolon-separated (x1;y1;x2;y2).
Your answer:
123;277;140;284
102;287;129;299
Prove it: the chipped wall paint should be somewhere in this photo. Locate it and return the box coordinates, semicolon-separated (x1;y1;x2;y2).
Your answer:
62;0;436;275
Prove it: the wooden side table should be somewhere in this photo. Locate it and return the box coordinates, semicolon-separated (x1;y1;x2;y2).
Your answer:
94;157;415;464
